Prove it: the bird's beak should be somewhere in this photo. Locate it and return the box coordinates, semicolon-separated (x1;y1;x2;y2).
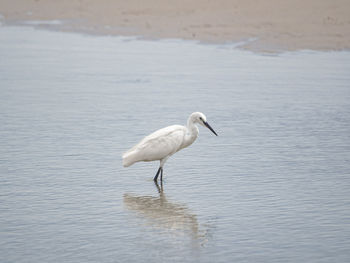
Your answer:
203;121;218;136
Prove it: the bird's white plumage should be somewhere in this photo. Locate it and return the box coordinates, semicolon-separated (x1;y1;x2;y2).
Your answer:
122;112;217;176
123;125;186;167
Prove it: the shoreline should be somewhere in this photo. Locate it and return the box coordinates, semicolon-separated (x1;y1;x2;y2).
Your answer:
1;0;349;52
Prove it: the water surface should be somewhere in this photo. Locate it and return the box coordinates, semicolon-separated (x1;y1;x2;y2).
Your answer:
0;26;350;262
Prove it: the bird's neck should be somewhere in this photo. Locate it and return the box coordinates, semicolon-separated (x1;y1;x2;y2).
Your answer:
186;120;199;137
177;119;198;150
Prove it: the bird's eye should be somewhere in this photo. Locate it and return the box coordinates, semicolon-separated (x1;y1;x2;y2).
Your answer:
199;117;202;120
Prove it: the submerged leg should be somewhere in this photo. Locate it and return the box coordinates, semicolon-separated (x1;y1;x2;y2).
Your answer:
153;179;163;193
153;167;162;182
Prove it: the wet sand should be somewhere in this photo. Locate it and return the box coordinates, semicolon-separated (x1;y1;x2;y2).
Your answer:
1;0;349;51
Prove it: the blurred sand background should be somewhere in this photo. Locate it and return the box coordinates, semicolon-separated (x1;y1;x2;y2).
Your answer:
0;0;349;51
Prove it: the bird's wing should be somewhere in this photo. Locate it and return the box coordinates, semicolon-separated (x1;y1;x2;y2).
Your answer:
124;125;186;162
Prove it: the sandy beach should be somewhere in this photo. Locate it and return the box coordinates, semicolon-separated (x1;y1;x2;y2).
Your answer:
1;0;349;51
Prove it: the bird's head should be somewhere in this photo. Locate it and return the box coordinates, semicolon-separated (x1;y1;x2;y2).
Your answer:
190;112;218;136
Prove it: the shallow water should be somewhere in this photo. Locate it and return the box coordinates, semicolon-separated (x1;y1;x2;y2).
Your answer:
0;25;350;263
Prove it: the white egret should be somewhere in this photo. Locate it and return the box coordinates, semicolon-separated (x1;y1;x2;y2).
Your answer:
122;112;218;181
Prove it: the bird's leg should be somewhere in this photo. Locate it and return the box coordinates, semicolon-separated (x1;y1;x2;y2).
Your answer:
154;180;162;193
154;179;164;193
153;167;162;182
159;157;168;182
160;167;163;181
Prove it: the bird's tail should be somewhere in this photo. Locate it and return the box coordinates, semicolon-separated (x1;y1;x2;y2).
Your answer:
122;151;136;167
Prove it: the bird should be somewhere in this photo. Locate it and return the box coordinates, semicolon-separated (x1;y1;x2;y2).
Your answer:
122;112;218;182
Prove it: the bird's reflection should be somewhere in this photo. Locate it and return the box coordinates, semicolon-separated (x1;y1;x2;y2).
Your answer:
123;181;209;245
